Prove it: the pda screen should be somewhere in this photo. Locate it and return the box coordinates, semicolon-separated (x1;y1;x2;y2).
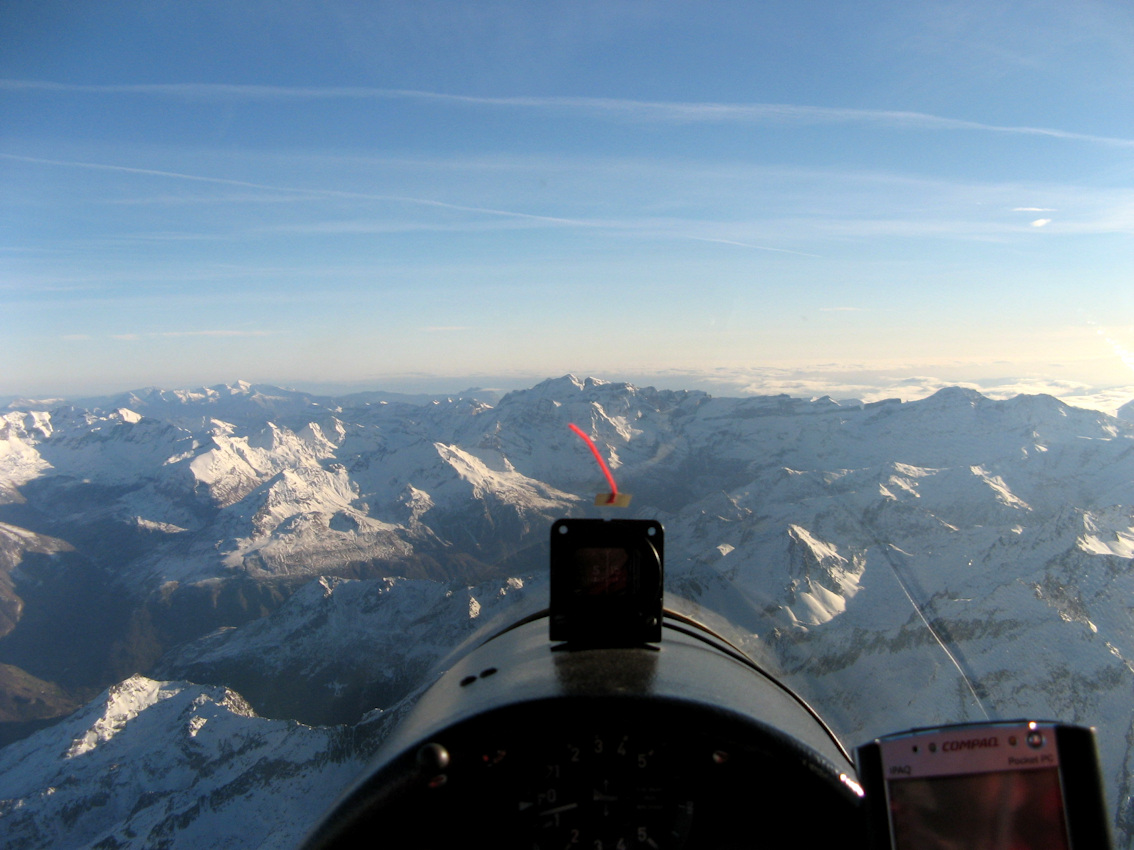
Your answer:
888;768;1070;850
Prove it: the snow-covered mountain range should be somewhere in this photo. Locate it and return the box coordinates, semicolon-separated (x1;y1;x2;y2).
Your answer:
0;376;1132;847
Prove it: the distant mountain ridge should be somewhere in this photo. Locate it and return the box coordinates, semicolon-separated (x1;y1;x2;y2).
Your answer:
0;376;1132;847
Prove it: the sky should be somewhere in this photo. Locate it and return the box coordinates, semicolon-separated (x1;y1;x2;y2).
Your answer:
2;1;1134;409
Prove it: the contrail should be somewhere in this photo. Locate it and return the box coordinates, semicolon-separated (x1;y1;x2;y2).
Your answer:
5;80;1132;147
0;152;816;256
0;152;593;226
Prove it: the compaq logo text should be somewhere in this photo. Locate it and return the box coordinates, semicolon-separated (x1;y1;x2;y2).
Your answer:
942;737;999;751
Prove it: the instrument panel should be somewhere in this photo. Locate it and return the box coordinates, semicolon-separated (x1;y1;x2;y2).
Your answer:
487;724;695;848
319;698;867;849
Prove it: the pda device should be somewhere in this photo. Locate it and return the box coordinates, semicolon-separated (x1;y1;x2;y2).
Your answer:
856;720;1112;849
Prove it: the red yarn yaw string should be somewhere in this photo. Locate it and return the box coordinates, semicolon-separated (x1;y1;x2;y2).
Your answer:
568;423;619;505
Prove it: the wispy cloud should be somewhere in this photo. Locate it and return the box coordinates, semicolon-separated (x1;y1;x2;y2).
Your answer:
157;330;273;338
675;234;821;257
0;152;599;228
5;80;1133;147
2;152;825;254
1030;218;1053;227
101;330;273;341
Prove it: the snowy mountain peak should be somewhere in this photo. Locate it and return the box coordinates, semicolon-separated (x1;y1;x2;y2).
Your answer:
783;524;864;626
505;374;633;403
64;675;181;758
0;674;362;850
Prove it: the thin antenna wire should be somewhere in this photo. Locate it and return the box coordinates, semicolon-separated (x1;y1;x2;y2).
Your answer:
568;423;618;504
832;501;989;719
878;543;990;719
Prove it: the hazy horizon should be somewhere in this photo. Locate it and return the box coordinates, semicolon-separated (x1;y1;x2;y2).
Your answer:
5;368;1134;419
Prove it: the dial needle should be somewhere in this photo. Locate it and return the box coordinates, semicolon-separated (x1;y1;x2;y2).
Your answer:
539;802;579;816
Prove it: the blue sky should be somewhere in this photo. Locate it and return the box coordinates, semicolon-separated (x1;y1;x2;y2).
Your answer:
2;1;1133;404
